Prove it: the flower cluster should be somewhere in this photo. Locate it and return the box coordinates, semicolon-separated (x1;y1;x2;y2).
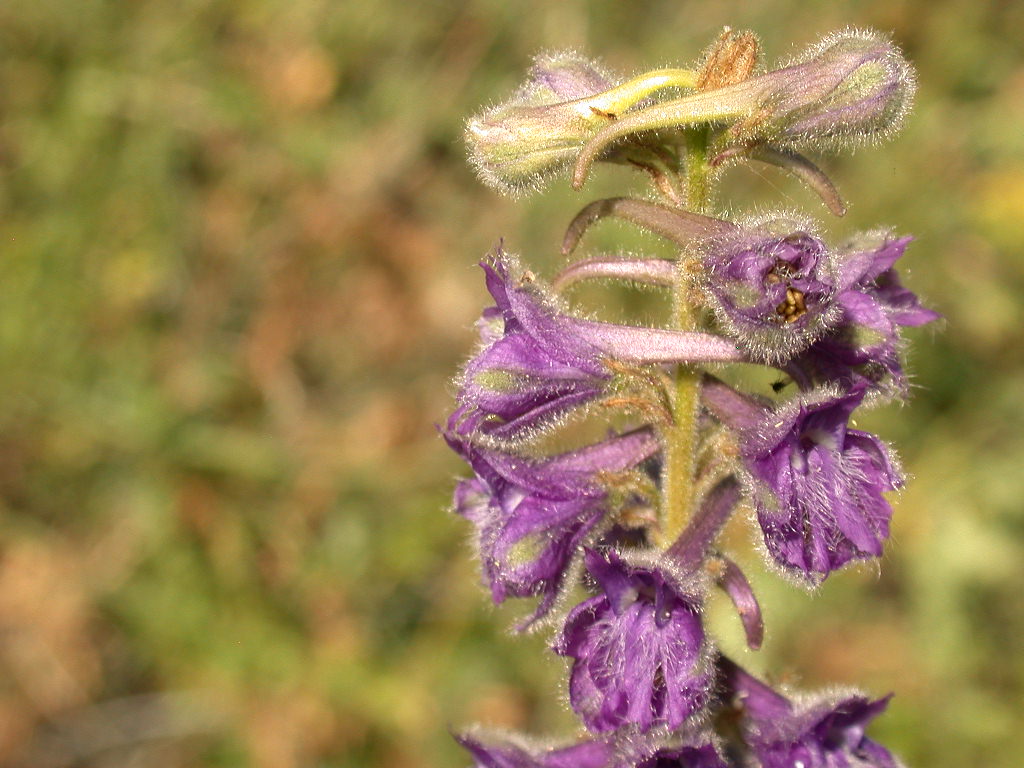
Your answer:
445;28;933;768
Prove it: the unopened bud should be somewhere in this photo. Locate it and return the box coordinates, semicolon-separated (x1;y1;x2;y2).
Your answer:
744;29;916;147
466;52;699;196
571;29;915;188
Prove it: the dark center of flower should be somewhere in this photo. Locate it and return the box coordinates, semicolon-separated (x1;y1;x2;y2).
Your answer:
775;286;807;322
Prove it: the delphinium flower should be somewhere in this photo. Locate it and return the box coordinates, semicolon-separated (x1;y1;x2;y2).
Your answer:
701;377;902;581
456;252;744;443
446;413;661;625
718;657;900;768
446;26;933;768
554;547;713;732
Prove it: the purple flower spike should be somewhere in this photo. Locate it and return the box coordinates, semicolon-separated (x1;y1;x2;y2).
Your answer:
742;386;902;581
456;730;613;768
789;234;939;393
702;226;838;363
448;415;660;626
723;659;899;768
555;549;712;733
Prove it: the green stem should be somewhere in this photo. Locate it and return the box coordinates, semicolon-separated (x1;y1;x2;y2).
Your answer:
685;125;711;214
657;127;711;549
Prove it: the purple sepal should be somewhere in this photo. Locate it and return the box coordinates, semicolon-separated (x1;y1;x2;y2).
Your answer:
448;413;660;627
788;235;939;393
701;227;838;363
456;730;613;768
742;385;902;581
554;549;712;733
723;659;899;768
459;253;611;441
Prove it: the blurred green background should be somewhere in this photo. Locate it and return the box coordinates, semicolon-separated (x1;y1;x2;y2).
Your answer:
1;0;1022;766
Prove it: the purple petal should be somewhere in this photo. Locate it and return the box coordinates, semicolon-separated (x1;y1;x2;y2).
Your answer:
446;427;659;626
457;253;610;439
742;387;901;580
555;549;711;732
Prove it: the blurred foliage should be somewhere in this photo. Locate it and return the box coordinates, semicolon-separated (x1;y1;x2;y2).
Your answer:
0;0;1022;766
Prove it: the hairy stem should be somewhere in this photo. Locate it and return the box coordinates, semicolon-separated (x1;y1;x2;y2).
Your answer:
657;127;712;548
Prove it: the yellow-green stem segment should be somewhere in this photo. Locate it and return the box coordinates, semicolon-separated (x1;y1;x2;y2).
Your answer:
656;127;711;549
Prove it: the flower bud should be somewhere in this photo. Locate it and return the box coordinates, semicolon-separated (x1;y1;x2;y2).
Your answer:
570;29;916;188
466;53;701;195
466;52;621;196
745;28;916;147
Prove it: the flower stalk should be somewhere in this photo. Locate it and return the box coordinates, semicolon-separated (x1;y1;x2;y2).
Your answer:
448;26;932;768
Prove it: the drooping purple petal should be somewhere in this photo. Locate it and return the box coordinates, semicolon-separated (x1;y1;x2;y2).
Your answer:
447;415;660;626
740;386;902;581
554;549;712;733
721;658;899;768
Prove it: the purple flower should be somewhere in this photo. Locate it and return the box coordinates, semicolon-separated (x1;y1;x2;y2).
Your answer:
459;252;744;442
788;235;939;393
447;414;659;626
456;731;613;768
702;225;838;362
723;659;899;768
554;549;712;733
458;254;612;441
455;729;728;768
741;386;902;581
